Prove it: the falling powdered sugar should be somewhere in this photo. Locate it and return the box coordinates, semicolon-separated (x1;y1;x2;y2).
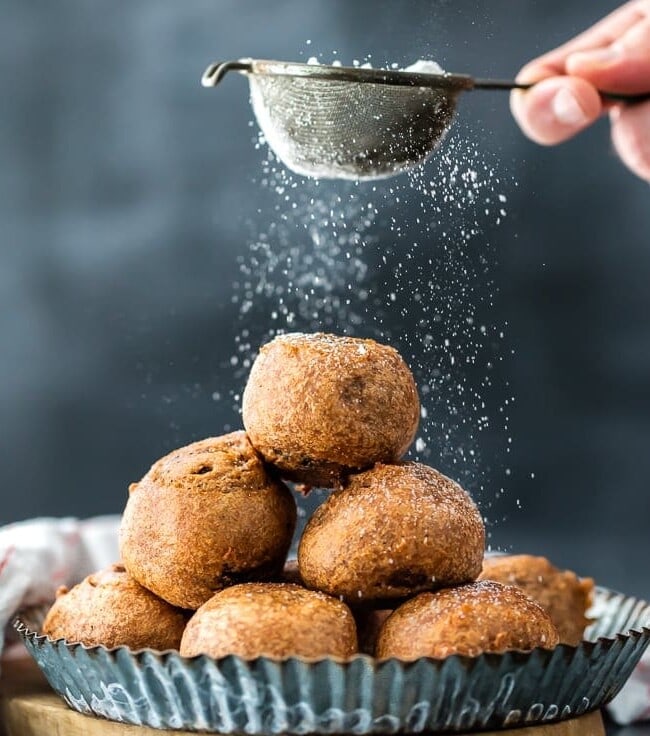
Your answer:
227;53;517;532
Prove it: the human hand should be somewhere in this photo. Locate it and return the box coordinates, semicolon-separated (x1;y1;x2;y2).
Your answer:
510;0;650;182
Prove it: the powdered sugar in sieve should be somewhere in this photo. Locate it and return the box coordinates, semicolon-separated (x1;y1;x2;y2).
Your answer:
247;59;456;180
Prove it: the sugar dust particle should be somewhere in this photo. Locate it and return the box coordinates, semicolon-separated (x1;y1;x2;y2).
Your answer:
234;112;515;529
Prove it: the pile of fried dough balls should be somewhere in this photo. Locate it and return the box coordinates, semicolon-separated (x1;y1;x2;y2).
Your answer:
43;333;594;660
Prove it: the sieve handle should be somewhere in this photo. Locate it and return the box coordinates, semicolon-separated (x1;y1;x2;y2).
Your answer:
472;78;650;104
202;60;252;87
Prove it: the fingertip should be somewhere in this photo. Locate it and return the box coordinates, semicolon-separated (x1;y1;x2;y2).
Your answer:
515;61;551;84
510;76;603;146
610;101;650;182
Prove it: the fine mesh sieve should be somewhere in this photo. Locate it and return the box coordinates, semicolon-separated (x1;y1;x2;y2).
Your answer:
202;58;650;181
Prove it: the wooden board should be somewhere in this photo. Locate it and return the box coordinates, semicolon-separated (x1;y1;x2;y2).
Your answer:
0;657;606;736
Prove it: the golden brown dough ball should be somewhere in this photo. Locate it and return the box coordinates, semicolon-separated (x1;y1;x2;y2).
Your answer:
42;564;187;651
478;554;594;645
180;583;358;660
376;581;560;660
298;462;485;602
242;333;420;487
120;432;296;610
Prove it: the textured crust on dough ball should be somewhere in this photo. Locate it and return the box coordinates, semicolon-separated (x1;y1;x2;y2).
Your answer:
242;333;420;487
120;432;296;610
42;563;187;651
479;554;594;645
298;462;485;602
180;583;358;660
376;581;560;660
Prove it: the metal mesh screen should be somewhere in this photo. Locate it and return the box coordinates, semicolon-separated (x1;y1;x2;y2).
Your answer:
249;74;457;180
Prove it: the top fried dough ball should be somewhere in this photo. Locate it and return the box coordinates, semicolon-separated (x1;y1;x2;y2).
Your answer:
120;432;296;610
180;583;358;660
376;581;560;660
298;462;485;602
42;564;187;651
242;333;420;487
478;554;594;645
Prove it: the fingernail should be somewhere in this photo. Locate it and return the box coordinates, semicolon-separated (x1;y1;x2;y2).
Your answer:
552;88;589;126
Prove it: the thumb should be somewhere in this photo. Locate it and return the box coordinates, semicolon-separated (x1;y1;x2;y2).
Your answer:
566;18;650;94
510;76;603;145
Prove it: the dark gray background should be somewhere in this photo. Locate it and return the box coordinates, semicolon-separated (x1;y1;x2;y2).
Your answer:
2;0;650;612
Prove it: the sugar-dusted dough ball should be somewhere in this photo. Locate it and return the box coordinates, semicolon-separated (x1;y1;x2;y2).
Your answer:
42;564;187;651
120;432;296;609
376;581;560;659
479;554;594;645
298;462;485;602
180;583;358;660
242;333;420;487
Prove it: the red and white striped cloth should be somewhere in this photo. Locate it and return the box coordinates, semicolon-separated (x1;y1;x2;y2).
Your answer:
0;516;647;724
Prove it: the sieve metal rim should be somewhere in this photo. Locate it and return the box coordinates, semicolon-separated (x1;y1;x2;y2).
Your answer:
202;58;475;92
